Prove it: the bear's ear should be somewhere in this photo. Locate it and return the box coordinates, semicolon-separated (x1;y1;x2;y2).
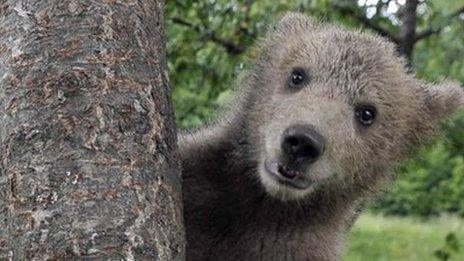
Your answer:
274;12;319;35
421;79;464;120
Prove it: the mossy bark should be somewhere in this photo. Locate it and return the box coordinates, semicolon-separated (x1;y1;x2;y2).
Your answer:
0;0;184;259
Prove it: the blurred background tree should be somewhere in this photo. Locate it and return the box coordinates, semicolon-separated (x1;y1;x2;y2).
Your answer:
166;0;464;259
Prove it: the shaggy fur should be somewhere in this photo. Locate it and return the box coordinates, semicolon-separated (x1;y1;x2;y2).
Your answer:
179;13;464;261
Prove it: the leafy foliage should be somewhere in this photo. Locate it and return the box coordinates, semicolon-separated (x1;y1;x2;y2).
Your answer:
434;233;461;261
166;0;464;216
166;0;294;128
374;111;464;217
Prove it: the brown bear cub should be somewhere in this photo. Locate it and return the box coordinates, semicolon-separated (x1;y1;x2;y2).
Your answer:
179;13;464;260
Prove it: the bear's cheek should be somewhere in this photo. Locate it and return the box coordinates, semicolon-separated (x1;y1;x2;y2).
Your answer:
325;132;372;178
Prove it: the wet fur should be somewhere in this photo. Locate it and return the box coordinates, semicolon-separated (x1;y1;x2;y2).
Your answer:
179;13;464;261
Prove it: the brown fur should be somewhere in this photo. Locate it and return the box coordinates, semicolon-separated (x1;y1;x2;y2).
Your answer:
179;13;464;260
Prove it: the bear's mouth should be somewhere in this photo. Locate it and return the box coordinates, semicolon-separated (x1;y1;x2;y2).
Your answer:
264;158;312;190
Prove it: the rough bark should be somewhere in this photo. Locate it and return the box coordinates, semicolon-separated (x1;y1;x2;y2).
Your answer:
0;1;184;260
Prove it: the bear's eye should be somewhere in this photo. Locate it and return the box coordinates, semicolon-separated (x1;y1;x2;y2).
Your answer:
288;68;307;89
355;105;377;127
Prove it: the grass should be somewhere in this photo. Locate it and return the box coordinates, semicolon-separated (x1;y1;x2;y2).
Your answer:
343;213;464;261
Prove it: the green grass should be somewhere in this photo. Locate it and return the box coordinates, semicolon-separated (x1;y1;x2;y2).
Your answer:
343;213;464;261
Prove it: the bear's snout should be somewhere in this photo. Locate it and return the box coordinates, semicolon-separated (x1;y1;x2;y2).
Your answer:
281;124;325;165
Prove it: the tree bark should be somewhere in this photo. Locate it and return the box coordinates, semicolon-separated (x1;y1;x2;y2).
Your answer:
398;0;419;62
0;1;184;260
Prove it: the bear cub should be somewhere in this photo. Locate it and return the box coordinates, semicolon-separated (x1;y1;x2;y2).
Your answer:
179;13;464;261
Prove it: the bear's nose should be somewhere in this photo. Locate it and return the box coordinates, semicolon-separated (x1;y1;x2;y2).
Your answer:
281;124;325;164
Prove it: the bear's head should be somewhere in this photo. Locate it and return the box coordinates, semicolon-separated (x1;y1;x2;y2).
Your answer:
246;13;464;201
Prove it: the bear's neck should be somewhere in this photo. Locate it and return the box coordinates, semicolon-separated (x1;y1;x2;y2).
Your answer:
181;113;362;260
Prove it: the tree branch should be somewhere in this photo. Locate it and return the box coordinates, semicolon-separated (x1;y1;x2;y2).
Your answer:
414;28;441;41
415;5;464;42
171;17;244;55
331;3;399;44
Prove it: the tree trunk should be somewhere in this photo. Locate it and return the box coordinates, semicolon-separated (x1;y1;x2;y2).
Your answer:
0;1;184;260
398;0;419;62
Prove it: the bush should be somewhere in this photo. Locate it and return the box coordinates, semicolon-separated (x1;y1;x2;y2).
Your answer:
373;111;464;217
